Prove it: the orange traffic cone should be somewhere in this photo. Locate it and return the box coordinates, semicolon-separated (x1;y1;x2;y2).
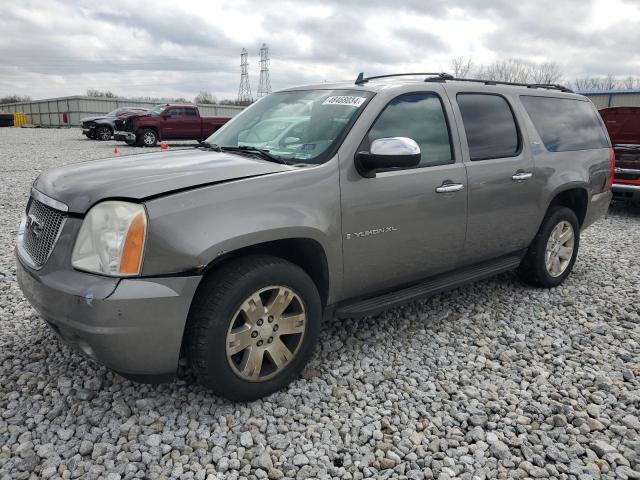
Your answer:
113;147;120;156
160;142;169;150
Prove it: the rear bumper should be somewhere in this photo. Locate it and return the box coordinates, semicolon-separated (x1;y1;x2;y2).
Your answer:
16;254;201;381
114;130;136;142
612;183;640;193
611;183;640;202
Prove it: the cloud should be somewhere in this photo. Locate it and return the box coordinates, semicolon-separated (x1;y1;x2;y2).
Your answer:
0;0;639;101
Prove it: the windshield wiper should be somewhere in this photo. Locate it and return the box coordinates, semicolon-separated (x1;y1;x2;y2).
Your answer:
221;145;289;165
198;141;222;152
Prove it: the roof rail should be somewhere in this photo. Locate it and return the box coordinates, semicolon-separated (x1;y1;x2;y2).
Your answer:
355;72;451;85
431;77;574;93
355;72;573;93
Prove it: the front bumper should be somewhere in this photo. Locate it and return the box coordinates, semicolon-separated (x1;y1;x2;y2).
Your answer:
16;254;201;381
114;130;136;142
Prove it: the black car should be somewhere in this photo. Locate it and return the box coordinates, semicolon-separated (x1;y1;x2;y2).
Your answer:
81;107;148;140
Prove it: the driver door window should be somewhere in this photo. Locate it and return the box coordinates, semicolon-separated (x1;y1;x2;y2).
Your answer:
364;93;453;168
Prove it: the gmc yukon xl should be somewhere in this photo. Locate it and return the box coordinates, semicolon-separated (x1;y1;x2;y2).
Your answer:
16;73;613;400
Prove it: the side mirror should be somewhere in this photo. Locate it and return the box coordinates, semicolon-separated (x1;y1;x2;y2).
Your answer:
355;137;421;177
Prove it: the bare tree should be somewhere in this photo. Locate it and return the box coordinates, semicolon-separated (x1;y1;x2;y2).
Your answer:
529;62;563;84
570;74;640;91
602;74;619;90
450;56;474;78
194;91;217;104
0;94;31;104
86;89;117;98
621;76;637;89
477;59;531;83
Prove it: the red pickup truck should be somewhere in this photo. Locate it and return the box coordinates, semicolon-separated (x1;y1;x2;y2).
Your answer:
599;107;640;205
113;104;230;147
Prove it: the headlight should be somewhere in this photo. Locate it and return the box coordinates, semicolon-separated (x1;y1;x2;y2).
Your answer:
72;201;147;276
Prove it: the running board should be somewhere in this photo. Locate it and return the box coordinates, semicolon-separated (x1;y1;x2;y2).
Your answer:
334;255;521;319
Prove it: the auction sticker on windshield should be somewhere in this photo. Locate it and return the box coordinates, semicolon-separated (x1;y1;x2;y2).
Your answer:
322;96;366;107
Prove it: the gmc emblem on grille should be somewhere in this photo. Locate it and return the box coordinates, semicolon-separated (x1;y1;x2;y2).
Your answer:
25;214;44;239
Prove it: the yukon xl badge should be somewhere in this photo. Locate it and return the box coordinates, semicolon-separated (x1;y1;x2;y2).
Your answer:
346;226;398;240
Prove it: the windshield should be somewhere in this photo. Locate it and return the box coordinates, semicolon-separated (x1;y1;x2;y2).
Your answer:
205;89;373;164
149;104;166;116
106;109;119;117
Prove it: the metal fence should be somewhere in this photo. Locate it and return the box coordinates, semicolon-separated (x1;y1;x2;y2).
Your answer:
581;90;640;110
0;96;244;127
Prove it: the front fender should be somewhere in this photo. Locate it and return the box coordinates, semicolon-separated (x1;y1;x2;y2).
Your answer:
141;163;343;301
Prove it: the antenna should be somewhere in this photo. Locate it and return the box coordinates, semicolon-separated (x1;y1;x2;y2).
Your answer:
237;48;253;104
257;43;272;98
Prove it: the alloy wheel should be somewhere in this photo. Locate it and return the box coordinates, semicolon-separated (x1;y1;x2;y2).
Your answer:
225;286;306;382
143;131;156;146
544;220;575;277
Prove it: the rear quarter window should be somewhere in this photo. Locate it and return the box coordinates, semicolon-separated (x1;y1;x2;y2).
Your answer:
520;96;609;152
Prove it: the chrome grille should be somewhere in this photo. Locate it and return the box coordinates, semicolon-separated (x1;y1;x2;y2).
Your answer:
22;198;67;267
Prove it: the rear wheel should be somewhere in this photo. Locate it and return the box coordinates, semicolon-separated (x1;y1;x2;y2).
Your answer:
517;206;580;287
96;126;112;141
186;255;321;401
140;128;158;147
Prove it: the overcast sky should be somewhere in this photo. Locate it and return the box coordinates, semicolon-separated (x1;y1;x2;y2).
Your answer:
1;0;639;101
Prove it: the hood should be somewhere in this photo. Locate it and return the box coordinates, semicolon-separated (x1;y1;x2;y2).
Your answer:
81;115;111;123
118;110;146;119
34;149;292;213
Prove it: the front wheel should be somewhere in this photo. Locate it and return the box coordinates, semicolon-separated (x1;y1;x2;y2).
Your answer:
517;206;580;288
140;128;158;147
186;255;321;401
96;126;112;141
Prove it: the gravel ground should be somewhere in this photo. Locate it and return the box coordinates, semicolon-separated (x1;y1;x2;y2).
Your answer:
0;127;639;480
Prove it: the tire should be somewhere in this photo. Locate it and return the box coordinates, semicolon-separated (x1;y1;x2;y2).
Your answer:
517;206;580;288
87;130;97;140
95;126;112;141
140;128;158;147
186;255;321;401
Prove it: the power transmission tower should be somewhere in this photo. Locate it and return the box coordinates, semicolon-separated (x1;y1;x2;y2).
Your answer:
237;48;252;104
257;43;272;98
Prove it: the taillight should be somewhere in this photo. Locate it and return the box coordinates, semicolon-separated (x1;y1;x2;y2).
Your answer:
608;148;615;190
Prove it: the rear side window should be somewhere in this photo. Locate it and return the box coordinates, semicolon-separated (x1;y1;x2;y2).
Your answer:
365;92;453;167
185;108;198;117
457;94;519;160
520;96;609;151
166;108;183;118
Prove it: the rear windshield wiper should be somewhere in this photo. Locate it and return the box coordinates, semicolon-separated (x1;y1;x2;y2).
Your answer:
222;145;289;165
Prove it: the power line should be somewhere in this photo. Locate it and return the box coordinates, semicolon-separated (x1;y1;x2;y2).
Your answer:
257;43;272;98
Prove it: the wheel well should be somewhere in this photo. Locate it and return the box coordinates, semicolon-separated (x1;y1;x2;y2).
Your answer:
548;188;588;226
201;238;330;307
138;126;160;139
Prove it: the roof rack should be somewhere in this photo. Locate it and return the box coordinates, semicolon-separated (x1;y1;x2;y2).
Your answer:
355;72;451;84
355;72;573;93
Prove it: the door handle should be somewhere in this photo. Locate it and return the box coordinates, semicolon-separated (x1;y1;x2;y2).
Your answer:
435;183;464;193
512;171;533;182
